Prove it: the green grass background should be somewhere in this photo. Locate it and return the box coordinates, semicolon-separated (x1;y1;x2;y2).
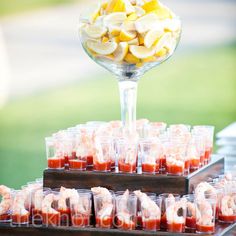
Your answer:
0;44;235;188
0;0;76;16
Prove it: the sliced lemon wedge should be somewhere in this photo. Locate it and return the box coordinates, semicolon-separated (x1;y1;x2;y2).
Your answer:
127;37;139;45
123;0;135;14
142;0;159;13
109;25;121;36
106;0;125;13
144;28;164;48
127;13;138;21
154;32;172;54
119;29;137;42
122;20;136;31
134;13;159;33
134;6;146;17
87;40;118;55
162;18;181;32
124;53;140;64
129;45;156;59
113;42;129;61
84;25;107;38
103;12;127;27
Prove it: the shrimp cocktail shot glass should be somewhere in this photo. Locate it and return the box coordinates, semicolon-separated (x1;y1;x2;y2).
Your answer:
92;187;115;229
79;0;181;134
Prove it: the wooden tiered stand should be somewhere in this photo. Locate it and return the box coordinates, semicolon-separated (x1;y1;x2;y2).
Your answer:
1;155;236;236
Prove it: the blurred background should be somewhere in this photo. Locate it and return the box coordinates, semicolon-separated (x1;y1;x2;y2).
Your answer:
0;0;235;188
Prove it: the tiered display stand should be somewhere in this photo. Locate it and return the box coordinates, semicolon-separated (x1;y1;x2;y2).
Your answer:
1;155;236;235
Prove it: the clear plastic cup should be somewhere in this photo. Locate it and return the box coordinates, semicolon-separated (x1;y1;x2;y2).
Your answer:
31;187;51;225
182;194;196;229
93;191;115;228
166;197;187;233
42;191;60;226
136;192;156;228
195;194;216;234
12;190;30;225
70;191;92;227
140;138;161;174
142;196;162;231
144;122;167;139
192;125;214;165
0;187;14;223
75;127;94;166
46;137;65;170
191;134;205;168
115;193;137;230
117;139;137;173
166;143;186;176
93;136;112;172
159;193;180;230
218;188;236;223
187;139;200;172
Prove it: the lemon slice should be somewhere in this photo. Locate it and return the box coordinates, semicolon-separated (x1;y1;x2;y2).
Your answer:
85;25;107;38
106;0;125;13
127;37;139;45
153;3;172;20
127;13;138;21
144;28;164;48
109;25;121;36
122;20;136;31
142;0;159;13
129;45;156;59
87;40;118;55
103;12;127;27
135;13;159;33
113;42;129;61
94;15;105;26
162;18;181;32
155;47;167;57
89;4;101;23
136;0;145;6
119;29;137;42
123;0;135;14
134;6;146;17
154;32;172;54
124;53;140;64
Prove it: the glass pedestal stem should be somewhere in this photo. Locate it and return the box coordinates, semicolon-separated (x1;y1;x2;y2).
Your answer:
118;80;138;135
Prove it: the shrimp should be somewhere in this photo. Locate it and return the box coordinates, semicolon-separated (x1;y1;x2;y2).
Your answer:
70;189;88;214
116;190;129;213
197;200;213;225
195;182;217;201
116;190;134;226
58;187;78;211
34;189;44;211
91;187;112;204
92;187;113;218
166;198;186;224
42;193;58;214
0;185;12;215
134;190;160;219
221;196;234;216
12;191;28;216
187;201;196;218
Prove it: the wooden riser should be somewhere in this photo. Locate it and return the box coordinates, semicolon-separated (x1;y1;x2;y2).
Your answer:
43;156;224;195
0;222;235;236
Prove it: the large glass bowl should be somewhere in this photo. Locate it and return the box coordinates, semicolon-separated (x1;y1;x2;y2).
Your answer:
79;2;181;134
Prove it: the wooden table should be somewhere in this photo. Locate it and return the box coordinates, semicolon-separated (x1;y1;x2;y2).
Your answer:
0;222;235;236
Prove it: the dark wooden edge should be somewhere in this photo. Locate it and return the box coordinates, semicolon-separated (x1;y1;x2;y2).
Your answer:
0;222;235;236
43;156;224;195
187;156;224;193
